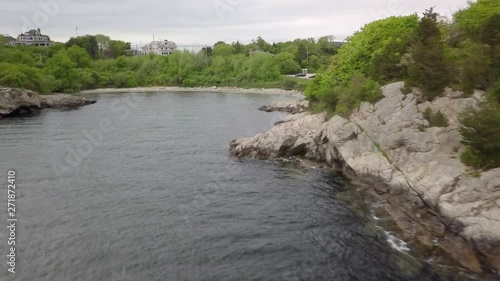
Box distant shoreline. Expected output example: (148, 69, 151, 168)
(77, 86, 304, 97)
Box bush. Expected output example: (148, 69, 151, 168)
(423, 108, 449, 127)
(0, 63, 53, 94)
(333, 73, 382, 116)
(459, 103, 500, 170)
(487, 79, 500, 104)
(182, 79, 197, 87)
(282, 79, 298, 90)
(305, 15, 418, 103)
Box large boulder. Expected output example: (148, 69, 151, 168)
(40, 94, 96, 109)
(0, 88, 42, 117)
(0, 88, 96, 118)
(230, 113, 325, 160)
(259, 99, 309, 114)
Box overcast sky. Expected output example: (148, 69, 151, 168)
(1, 0, 470, 48)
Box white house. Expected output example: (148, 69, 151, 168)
(139, 39, 177, 56)
(9, 29, 53, 47)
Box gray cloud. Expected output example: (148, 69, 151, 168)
(0, 0, 470, 47)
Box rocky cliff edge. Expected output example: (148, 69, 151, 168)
(230, 82, 500, 274)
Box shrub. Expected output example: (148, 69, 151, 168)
(459, 103, 500, 170)
(0, 63, 52, 93)
(335, 73, 382, 116)
(423, 108, 449, 127)
(282, 79, 298, 90)
(182, 79, 196, 87)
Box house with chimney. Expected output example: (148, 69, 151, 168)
(7, 28, 54, 47)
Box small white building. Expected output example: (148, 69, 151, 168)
(139, 40, 177, 56)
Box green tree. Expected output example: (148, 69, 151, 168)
(371, 38, 410, 83)
(213, 43, 235, 57)
(407, 8, 449, 100)
(106, 40, 131, 59)
(460, 102, 500, 170)
(0, 63, 53, 93)
(308, 55, 321, 72)
(256, 36, 272, 52)
(334, 73, 382, 116)
(66, 35, 99, 59)
(95, 34, 111, 58)
(317, 36, 337, 55)
(0, 46, 38, 66)
(66, 45, 92, 68)
(306, 15, 418, 106)
(44, 49, 81, 92)
(275, 52, 301, 74)
(295, 43, 308, 66)
(232, 41, 243, 54)
(454, 0, 500, 35)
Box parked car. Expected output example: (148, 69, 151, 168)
(295, 73, 307, 77)
(309, 75, 316, 79)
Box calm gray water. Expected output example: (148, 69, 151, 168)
(0, 91, 478, 281)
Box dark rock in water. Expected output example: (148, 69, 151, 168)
(259, 99, 309, 114)
(40, 94, 97, 109)
(0, 87, 96, 118)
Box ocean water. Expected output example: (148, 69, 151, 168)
(0, 91, 479, 281)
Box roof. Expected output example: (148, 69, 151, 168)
(2, 35, 16, 42)
(18, 29, 49, 37)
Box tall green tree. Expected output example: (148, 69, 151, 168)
(275, 52, 301, 74)
(66, 35, 99, 60)
(106, 40, 131, 59)
(295, 44, 307, 66)
(407, 8, 449, 100)
(213, 43, 235, 57)
(460, 102, 500, 170)
(95, 34, 111, 58)
(454, 0, 500, 35)
(256, 36, 272, 52)
(317, 36, 337, 55)
(232, 41, 243, 54)
(66, 45, 92, 68)
(306, 15, 418, 104)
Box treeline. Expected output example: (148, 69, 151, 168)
(0, 34, 340, 94)
(305, 0, 499, 170)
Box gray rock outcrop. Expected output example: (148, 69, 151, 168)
(40, 94, 97, 109)
(0, 88, 96, 118)
(258, 99, 309, 114)
(0, 88, 42, 117)
(230, 82, 500, 274)
(230, 113, 325, 160)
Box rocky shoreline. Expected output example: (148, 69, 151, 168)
(259, 99, 309, 114)
(0, 88, 96, 118)
(229, 82, 500, 276)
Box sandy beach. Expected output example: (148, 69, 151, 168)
(78, 86, 304, 97)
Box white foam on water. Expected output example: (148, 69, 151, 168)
(384, 231, 410, 252)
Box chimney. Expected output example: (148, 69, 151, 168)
(37, 28, 41, 35)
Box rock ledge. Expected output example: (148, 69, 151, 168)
(0, 88, 96, 118)
(230, 82, 500, 275)
(258, 99, 309, 114)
